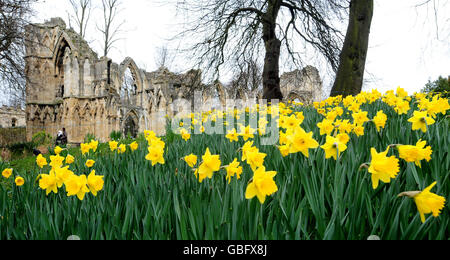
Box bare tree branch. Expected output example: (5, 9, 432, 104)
(97, 0, 125, 57)
(67, 0, 93, 39)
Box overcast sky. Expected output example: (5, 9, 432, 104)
(31, 0, 450, 97)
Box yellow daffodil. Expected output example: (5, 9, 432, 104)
(39, 171, 58, 195)
(80, 143, 91, 155)
(54, 146, 63, 155)
(225, 158, 243, 183)
(89, 140, 99, 152)
(245, 166, 278, 204)
(184, 154, 198, 168)
(65, 154, 75, 164)
(241, 141, 258, 162)
(398, 140, 432, 168)
(394, 100, 410, 115)
(36, 154, 48, 168)
(145, 145, 165, 166)
(372, 110, 387, 131)
(109, 141, 118, 152)
(367, 147, 399, 189)
(85, 159, 95, 168)
(117, 144, 126, 154)
(246, 150, 267, 172)
(15, 176, 25, 187)
(352, 124, 365, 137)
(65, 174, 90, 201)
(286, 126, 319, 157)
(398, 182, 446, 223)
(226, 128, 239, 142)
(407, 111, 435, 133)
(54, 166, 74, 188)
(352, 111, 370, 126)
(239, 124, 256, 141)
(129, 141, 139, 151)
(49, 154, 65, 169)
(2, 168, 12, 179)
(317, 119, 334, 136)
(320, 135, 347, 160)
(336, 133, 350, 145)
(278, 144, 290, 157)
(195, 148, 221, 183)
(87, 170, 104, 197)
(180, 128, 191, 141)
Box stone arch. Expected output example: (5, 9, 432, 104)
(81, 101, 93, 119)
(42, 106, 53, 122)
(119, 57, 143, 93)
(122, 110, 139, 138)
(41, 32, 52, 55)
(52, 31, 77, 67)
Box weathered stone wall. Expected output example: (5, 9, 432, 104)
(280, 66, 323, 103)
(25, 17, 323, 144)
(0, 106, 26, 128)
(24, 18, 205, 144)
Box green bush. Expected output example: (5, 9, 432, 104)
(31, 131, 52, 147)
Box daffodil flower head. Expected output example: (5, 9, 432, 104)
(407, 111, 435, 133)
(129, 141, 139, 151)
(195, 148, 221, 183)
(36, 154, 48, 168)
(65, 154, 75, 165)
(368, 147, 399, 189)
(87, 170, 104, 197)
(65, 174, 90, 201)
(398, 182, 446, 223)
(39, 171, 58, 195)
(54, 146, 63, 155)
(184, 154, 198, 168)
(286, 126, 319, 157)
(49, 154, 65, 169)
(109, 141, 118, 152)
(225, 158, 243, 183)
(320, 135, 347, 160)
(245, 166, 278, 204)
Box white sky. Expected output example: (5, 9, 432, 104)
(31, 0, 450, 96)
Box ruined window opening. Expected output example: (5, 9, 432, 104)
(12, 118, 17, 128)
(55, 41, 70, 99)
(107, 60, 112, 84)
(121, 67, 137, 104)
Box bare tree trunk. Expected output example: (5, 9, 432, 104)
(262, 0, 283, 100)
(330, 0, 373, 97)
(262, 38, 283, 100)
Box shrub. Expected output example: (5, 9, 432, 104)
(31, 131, 52, 147)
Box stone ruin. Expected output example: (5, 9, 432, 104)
(24, 17, 322, 144)
(0, 106, 26, 128)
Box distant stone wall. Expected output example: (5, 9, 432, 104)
(280, 66, 323, 103)
(0, 106, 26, 128)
